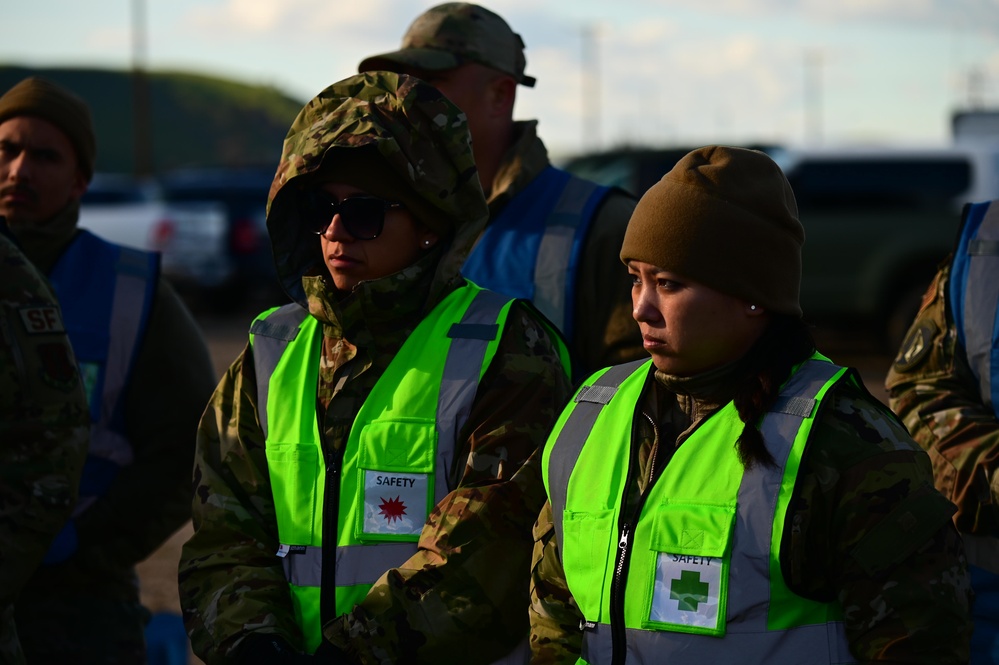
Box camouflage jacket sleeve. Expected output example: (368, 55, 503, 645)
(0, 238, 88, 660)
(178, 342, 303, 664)
(71, 278, 217, 572)
(529, 499, 583, 663)
(323, 302, 573, 664)
(885, 262, 999, 536)
(787, 380, 973, 663)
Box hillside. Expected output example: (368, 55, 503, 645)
(0, 65, 305, 175)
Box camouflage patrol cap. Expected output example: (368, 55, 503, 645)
(358, 3, 536, 87)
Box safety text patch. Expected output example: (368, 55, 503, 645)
(650, 553, 723, 630)
(362, 470, 428, 536)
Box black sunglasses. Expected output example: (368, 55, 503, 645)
(303, 189, 402, 240)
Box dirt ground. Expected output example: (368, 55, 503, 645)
(135, 311, 895, 663)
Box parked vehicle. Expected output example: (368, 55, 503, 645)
(159, 167, 282, 308)
(561, 143, 999, 349)
(79, 173, 228, 283)
(78, 173, 171, 251)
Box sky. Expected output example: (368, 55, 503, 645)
(4, 0, 998, 160)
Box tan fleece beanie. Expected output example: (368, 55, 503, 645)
(620, 145, 804, 317)
(0, 77, 97, 181)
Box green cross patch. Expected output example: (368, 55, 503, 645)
(670, 569, 710, 611)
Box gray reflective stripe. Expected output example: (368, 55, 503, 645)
(771, 395, 816, 418)
(282, 545, 323, 587)
(283, 543, 421, 588)
(437, 288, 509, 496)
(963, 533, 999, 573)
(88, 247, 155, 468)
(548, 360, 651, 552)
(250, 305, 308, 438)
(575, 384, 618, 405)
(962, 203, 999, 411)
(970, 239, 999, 255)
(727, 360, 841, 628)
(533, 176, 602, 331)
(581, 620, 854, 664)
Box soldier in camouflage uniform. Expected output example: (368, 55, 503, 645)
(359, 3, 643, 378)
(530, 146, 973, 664)
(0, 76, 218, 664)
(178, 71, 573, 665)
(886, 200, 999, 664)
(0, 221, 88, 665)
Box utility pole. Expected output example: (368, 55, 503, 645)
(132, 0, 153, 176)
(967, 66, 984, 109)
(581, 23, 600, 152)
(804, 49, 823, 145)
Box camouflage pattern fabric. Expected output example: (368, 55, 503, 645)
(266, 70, 488, 311)
(531, 360, 972, 663)
(0, 230, 88, 665)
(8, 201, 217, 663)
(487, 120, 643, 375)
(358, 2, 537, 88)
(886, 261, 999, 540)
(179, 72, 573, 664)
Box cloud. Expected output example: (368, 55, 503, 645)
(179, 0, 412, 37)
(618, 0, 999, 29)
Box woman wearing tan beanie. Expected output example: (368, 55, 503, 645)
(529, 146, 973, 664)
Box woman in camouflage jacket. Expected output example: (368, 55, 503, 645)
(179, 72, 572, 665)
(529, 146, 973, 664)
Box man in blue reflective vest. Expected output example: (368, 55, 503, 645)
(888, 199, 999, 664)
(0, 76, 217, 664)
(359, 2, 643, 377)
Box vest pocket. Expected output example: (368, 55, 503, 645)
(644, 500, 735, 635)
(562, 509, 615, 619)
(356, 419, 436, 542)
(265, 442, 319, 544)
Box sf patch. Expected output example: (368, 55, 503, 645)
(19, 305, 66, 334)
(894, 322, 935, 373)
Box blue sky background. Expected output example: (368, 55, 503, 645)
(4, 0, 998, 158)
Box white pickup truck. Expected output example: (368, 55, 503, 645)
(78, 174, 230, 289)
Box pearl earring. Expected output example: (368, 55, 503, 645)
(750, 305, 757, 311)
(423, 240, 431, 247)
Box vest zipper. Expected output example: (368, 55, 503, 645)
(609, 412, 661, 665)
(319, 447, 341, 626)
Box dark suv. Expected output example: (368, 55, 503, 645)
(159, 167, 284, 309)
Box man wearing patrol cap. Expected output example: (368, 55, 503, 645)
(360, 2, 644, 378)
(0, 76, 218, 663)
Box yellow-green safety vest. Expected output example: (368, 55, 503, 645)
(251, 283, 568, 653)
(542, 354, 857, 664)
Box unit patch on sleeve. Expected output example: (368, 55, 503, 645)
(19, 306, 66, 334)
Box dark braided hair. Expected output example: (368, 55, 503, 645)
(731, 315, 816, 469)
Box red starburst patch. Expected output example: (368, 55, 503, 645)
(378, 496, 407, 523)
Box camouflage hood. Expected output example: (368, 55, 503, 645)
(266, 71, 488, 309)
